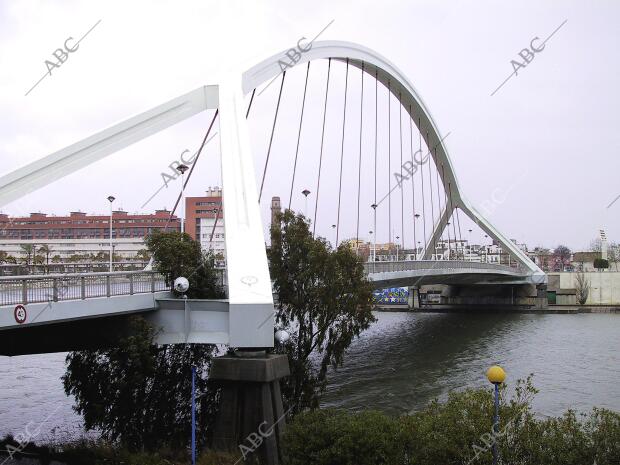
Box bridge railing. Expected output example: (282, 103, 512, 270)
(363, 260, 526, 275)
(0, 271, 169, 306)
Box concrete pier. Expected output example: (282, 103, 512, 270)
(210, 352, 290, 465)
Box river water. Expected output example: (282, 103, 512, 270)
(1, 311, 619, 443)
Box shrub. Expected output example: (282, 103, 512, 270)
(594, 258, 609, 270)
(282, 378, 620, 465)
(282, 409, 404, 465)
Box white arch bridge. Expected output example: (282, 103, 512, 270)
(0, 40, 545, 356)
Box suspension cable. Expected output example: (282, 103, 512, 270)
(259, 71, 286, 202)
(336, 59, 350, 247)
(443, 163, 459, 258)
(373, 68, 378, 259)
(165, 109, 219, 231)
(288, 62, 311, 210)
(418, 118, 427, 254)
(426, 131, 436, 255)
(446, 171, 459, 251)
(313, 58, 332, 236)
(455, 206, 465, 258)
(435, 149, 448, 258)
(388, 80, 392, 245)
(398, 92, 404, 255)
(355, 62, 365, 253)
(409, 106, 417, 259)
(246, 88, 256, 119)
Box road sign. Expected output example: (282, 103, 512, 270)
(14, 304, 27, 324)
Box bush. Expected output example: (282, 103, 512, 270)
(282, 378, 620, 465)
(0, 437, 240, 465)
(282, 409, 404, 465)
(594, 258, 609, 270)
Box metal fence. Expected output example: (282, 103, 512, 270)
(363, 260, 526, 275)
(0, 271, 169, 306)
(0, 262, 150, 276)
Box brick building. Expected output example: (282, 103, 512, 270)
(185, 187, 225, 264)
(0, 209, 180, 260)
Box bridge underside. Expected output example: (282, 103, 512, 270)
(0, 297, 232, 356)
(368, 270, 533, 289)
(0, 313, 150, 356)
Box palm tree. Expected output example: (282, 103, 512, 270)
(38, 245, 53, 273)
(20, 244, 35, 272)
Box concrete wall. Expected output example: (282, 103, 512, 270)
(550, 271, 620, 304)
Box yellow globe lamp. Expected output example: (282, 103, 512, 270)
(486, 365, 506, 384)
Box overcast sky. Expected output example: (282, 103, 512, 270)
(0, 0, 618, 252)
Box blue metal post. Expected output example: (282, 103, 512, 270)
(191, 367, 196, 465)
(492, 382, 499, 465)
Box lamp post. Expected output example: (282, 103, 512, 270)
(107, 195, 115, 272)
(371, 203, 377, 265)
(176, 164, 189, 233)
(302, 189, 311, 217)
(486, 365, 506, 465)
(414, 214, 420, 260)
(395, 235, 400, 261)
(468, 229, 473, 261)
(448, 221, 454, 259)
(331, 224, 336, 246)
(191, 366, 196, 465)
(369, 230, 375, 268)
(484, 234, 489, 263)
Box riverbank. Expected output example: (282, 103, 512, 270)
(374, 305, 620, 313)
(3, 379, 618, 465)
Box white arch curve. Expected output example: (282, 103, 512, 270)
(0, 40, 545, 348)
(242, 41, 543, 277)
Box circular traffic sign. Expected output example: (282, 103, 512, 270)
(14, 305, 27, 324)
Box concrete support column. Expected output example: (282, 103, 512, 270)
(407, 286, 421, 310)
(210, 352, 290, 465)
(535, 284, 548, 309)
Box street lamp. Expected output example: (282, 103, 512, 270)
(301, 189, 311, 217)
(107, 195, 115, 272)
(371, 203, 377, 265)
(468, 228, 473, 261)
(176, 164, 189, 233)
(484, 234, 489, 263)
(368, 230, 375, 270)
(414, 214, 420, 259)
(446, 222, 451, 259)
(486, 365, 506, 465)
(395, 235, 400, 261)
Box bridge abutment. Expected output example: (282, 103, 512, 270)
(210, 352, 290, 465)
(407, 286, 421, 310)
(418, 283, 548, 310)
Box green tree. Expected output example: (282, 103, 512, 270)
(594, 258, 609, 270)
(20, 243, 35, 268)
(145, 231, 225, 299)
(552, 245, 571, 271)
(63, 316, 220, 452)
(136, 248, 151, 262)
(268, 210, 375, 415)
(36, 244, 52, 273)
(63, 234, 226, 452)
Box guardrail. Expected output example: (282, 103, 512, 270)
(0, 262, 150, 276)
(363, 260, 526, 275)
(0, 271, 169, 306)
